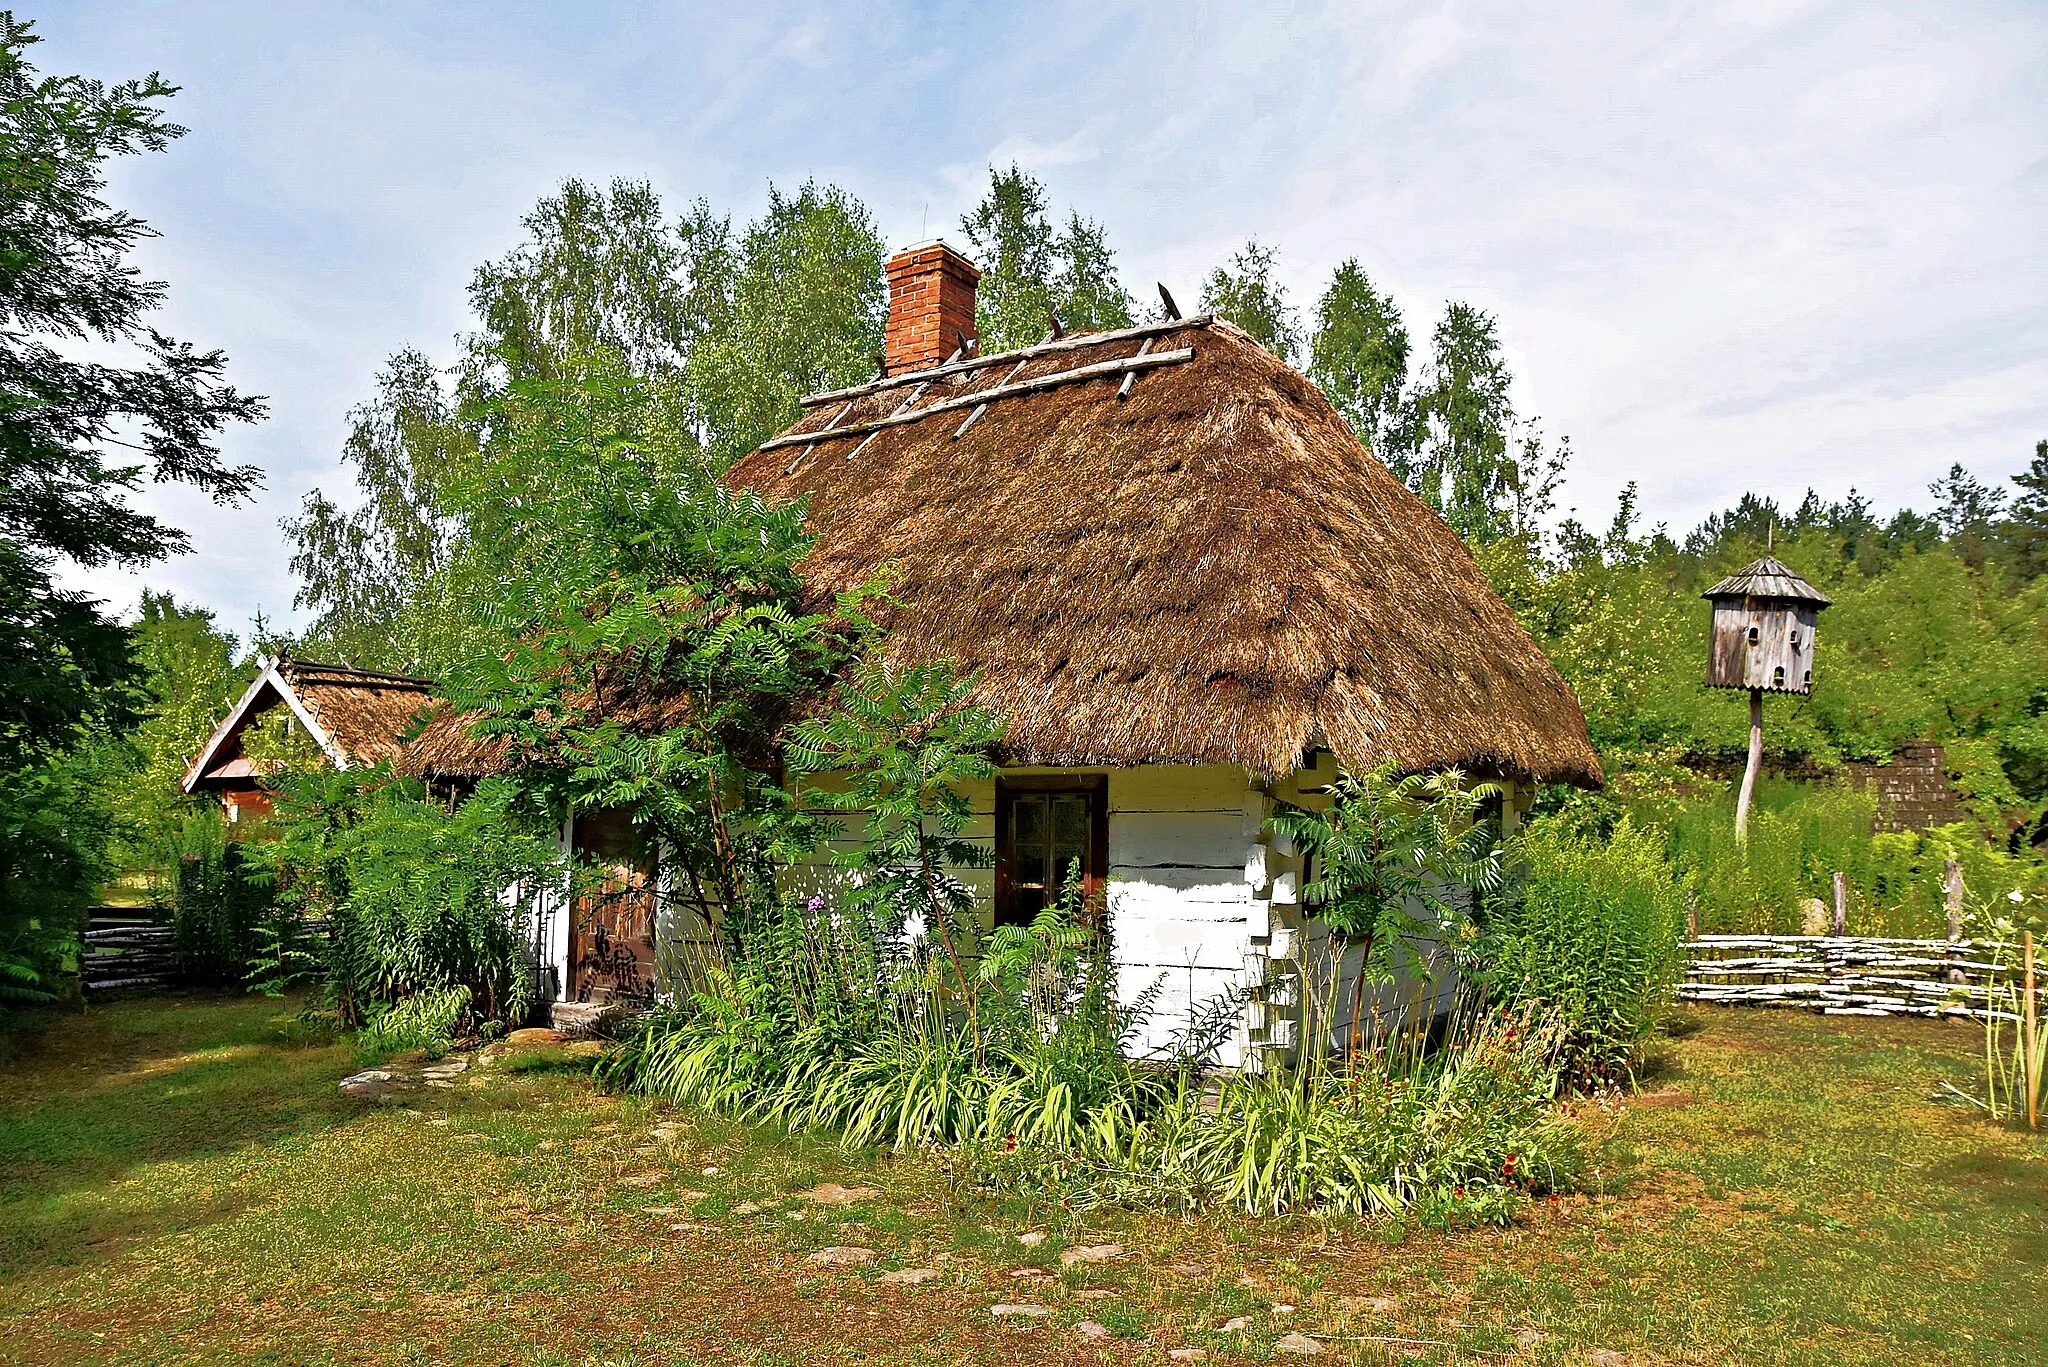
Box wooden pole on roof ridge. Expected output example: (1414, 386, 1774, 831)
(1735, 686, 1763, 846)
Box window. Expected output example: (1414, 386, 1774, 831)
(995, 775, 1107, 926)
(1772, 665, 1786, 688)
(1748, 625, 1760, 644)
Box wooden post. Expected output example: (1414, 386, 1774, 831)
(1831, 872, 1847, 936)
(1944, 859, 1966, 985)
(2025, 929, 2039, 1132)
(1735, 687, 1763, 846)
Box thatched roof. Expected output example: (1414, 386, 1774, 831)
(725, 316, 1601, 786)
(183, 657, 436, 793)
(398, 704, 513, 782)
(1703, 554, 1831, 607)
(396, 655, 701, 783)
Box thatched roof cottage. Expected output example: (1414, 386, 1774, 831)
(399, 241, 1599, 1051)
(715, 241, 1599, 1061)
(183, 656, 436, 823)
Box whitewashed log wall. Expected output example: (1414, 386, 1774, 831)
(1681, 934, 2024, 1020)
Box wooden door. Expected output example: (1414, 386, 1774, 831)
(569, 806, 658, 1003)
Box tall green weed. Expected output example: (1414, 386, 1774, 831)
(1489, 817, 1686, 1083)
(1666, 780, 2046, 935)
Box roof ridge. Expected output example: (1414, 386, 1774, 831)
(281, 659, 437, 687)
(762, 343, 1195, 456)
(798, 315, 1214, 408)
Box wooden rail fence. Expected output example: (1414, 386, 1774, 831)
(80, 905, 176, 994)
(1680, 934, 2024, 1021)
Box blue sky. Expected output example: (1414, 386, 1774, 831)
(40, 1, 2048, 644)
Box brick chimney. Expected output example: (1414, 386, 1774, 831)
(883, 241, 979, 375)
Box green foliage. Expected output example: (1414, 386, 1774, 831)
(1308, 260, 1410, 463)
(0, 16, 261, 1005)
(1489, 818, 1687, 1083)
(684, 181, 887, 466)
(1303, 266, 1565, 543)
(789, 660, 1003, 1003)
(973, 1010, 1580, 1223)
(1199, 239, 1302, 361)
(1651, 781, 2047, 937)
(1491, 489, 2048, 843)
(169, 830, 274, 987)
(282, 349, 477, 672)
(286, 178, 885, 672)
(105, 592, 246, 895)
(959, 164, 1133, 353)
(358, 984, 472, 1061)
(0, 14, 262, 758)
(1266, 765, 1504, 987)
(1412, 303, 1524, 544)
(0, 747, 111, 1008)
(254, 769, 566, 1029)
(437, 361, 874, 938)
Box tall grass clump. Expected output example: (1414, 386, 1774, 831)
(1666, 779, 2047, 936)
(1489, 817, 1687, 1084)
(973, 996, 1582, 1226)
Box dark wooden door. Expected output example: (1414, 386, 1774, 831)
(569, 806, 658, 1003)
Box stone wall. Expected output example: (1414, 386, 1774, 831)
(1844, 742, 1967, 833)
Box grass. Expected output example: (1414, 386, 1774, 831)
(1, 994, 2043, 1365)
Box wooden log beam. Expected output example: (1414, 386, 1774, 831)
(798, 316, 1212, 407)
(758, 348, 1196, 454)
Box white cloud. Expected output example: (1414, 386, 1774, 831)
(33, 0, 2048, 641)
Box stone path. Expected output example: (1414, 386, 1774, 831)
(336, 1029, 600, 1099)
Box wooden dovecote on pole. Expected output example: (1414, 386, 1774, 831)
(1702, 551, 1831, 843)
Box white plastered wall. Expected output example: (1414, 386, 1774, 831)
(715, 761, 1533, 1070)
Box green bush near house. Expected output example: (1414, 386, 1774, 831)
(1487, 817, 1688, 1084)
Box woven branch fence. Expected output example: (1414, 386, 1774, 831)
(80, 907, 176, 994)
(1680, 935, 2028, 1021)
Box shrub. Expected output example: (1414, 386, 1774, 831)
(1488, 817, 1687, 1084)
(359, 984, 471, 1060)
(170, 829, 275, 986)
(255, 769, 568, 1032)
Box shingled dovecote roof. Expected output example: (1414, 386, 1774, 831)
(1702, 554, 1832, 607)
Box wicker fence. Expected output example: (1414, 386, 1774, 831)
(1679, 934, 2029, 1021)
(80, 906, 176, 994)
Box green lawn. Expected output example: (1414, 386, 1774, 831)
(1, 995, 2042, 1366)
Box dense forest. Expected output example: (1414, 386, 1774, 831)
(4, 12, 2044, 1012)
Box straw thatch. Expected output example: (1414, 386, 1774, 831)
(183, 657, 436, 792)
(726, 317, 1601, 786)
(397, 654, 702, 783)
